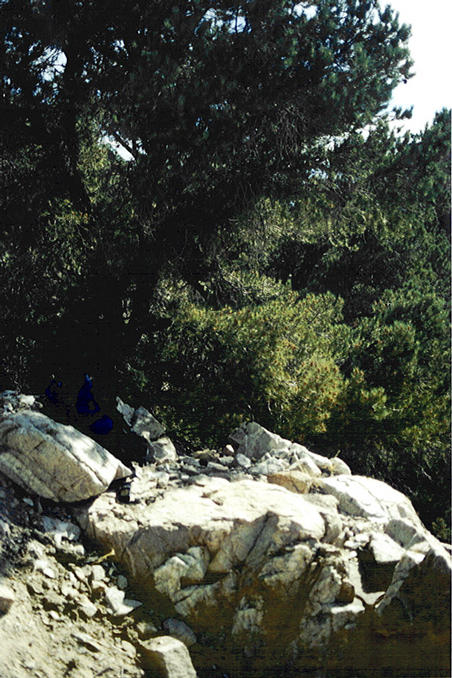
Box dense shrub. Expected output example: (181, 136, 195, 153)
(147, 290, 349, 447)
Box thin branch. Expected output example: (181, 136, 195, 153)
(109, 130, 138, 160)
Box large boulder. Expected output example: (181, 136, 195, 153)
(116, 397, 166, 442)
(0, 409, 131, 502)
(75, 422, 450, 677)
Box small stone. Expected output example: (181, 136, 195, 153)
(90, 565, 105, 582)
(72, 544, 85, 557)
(18, 394, 36, 408)
(206, 461, 229, 473)
(121, 640, 137, 658)
(34, 560, 56, 579)
(0, 583, 15, 613)
(117, 574, 128, 590)
(27, 540, 45, 559)
(74, 566, 90, 583)
(235, 453, 251, 469)
(27, 580, 44, 596)
(61, 582, 78, 599)
(163, 618, 197, 647)
(149, 437, 177, 464)
(181, 465, 201, 477)
(337, 580, 355, 604)
(139, 636, 197, 677)
(79, 598, 97, 619)
(22, 497, 34, 507)
(43, 590, 61, 611)
(105, 586, 142, 616)
(91, 581, 107, 598)
(49, 610, 60, 621)
(72, 631, 102, 652)
(42, 516, 81, 547)
(67, 571, 79, 587)
(136, 621, 158, 640)
(220, 456, 234, 466)
(155, 472, 170, 488)
(252, 457, 288, 476)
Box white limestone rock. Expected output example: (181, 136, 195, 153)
(162, 618, 197, 647)
(0, 582, 15, 613)
(0, 391, 39, 415)
(250, 454, 289, 476)
(148, 437, 177, 463)
(116, 397, 166, 441)
(0, 410, 131, 502)
(377, 542, 452, 629)
(104, 586, 142, 617)
(116, 397, 135, 427)
(368, 532, 406, 564)
(139, 636, 197, 678)
(320, 475, 424, 529)
(229, 422, 291, 459)
(72, 421, 450, 677)
(229, 422, 350, 477)
(41, 516, 81, 547)
(235, 453, 251, 469)
(77, 476, 327, 576)
(132, 406, 166, 441)
(267, 469, 317, 494)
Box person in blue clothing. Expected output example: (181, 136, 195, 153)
(44, 375, 72, 422)
(76, 374, 113, 434)
(44, 372, 145, 498)
(45, 376, 63, 405)
(76, 374, 101, 416)
(90, 413, 114, 435)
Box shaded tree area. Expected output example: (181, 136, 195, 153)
(0, 1, 449, 537)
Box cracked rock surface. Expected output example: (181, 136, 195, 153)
(0, 395, 450, 678)
(76, 421, 451, 677)
(0, 396, 131, 501)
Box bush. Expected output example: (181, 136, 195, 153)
(148, 289, 349, 447)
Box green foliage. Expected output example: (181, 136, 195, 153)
(144, 290, 348, 447)
(322, 285, 451, 533)
(266, 112, 451, 314)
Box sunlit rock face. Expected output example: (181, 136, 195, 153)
(1, 390, 449, 677)
(0, 399, 131, 502)
(75, 421, 451, 677)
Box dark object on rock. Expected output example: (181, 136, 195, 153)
(116, 479, 132, 503)
(76, 374, 100, 416)
(45, 377, 63, 405)
(90, 415, 114, 435)
(117, 430, 148, 467)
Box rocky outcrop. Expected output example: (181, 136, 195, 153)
(0, 394, 131, 501)
(116, 398, 177, 463)
(0, 468, 145, 678)
(0, 392, 449, 677)
(74, 421, 451, 677)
